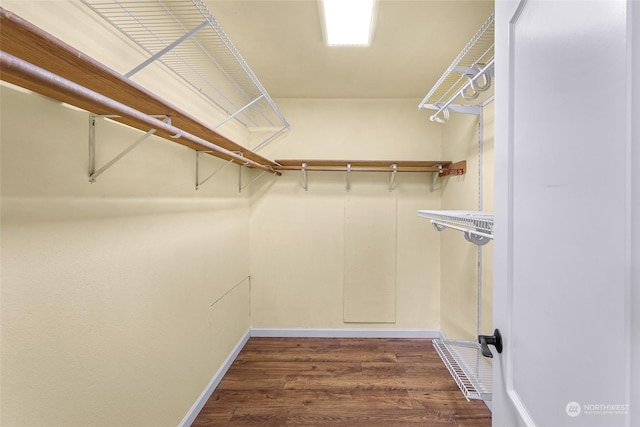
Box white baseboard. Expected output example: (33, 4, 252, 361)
(250, 328, 440, 339)
(178, 329, 251, 427)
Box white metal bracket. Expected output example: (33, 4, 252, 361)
(302, 162, 308, 191)
(430, 164, 444, 192)
(389, 163, 397, 192)
(88, 114, 171, 183)
(195, 151, 235, 190)
(236, 151, 270, 193)
(346, 163, 352, 192)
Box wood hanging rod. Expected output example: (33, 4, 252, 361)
(275, 160, 466, 176)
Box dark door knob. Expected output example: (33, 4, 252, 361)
(478, 328, 503, 358)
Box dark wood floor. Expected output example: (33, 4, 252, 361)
(192, 337, 491, 426)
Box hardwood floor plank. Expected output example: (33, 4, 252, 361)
(192, 337, 491, 426)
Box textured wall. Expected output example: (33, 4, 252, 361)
(249, 98, 443, 330)
(0, 85, 251, 427)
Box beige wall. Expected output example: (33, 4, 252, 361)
(439, 104, 494, 340)
(249, 99, 443, 329)
(0, 85, 251, 427)
(0, 2, 494, 425)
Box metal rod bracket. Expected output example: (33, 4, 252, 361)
(389, 163, 397, 192)
(302, 162, 308, 191)
(196, 151, 235, 190)
(88, 114, 170, 183)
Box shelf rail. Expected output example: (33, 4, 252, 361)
(419, 13, 494, 123)
(82, 0, 290, 150)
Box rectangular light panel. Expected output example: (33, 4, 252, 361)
(322, 0, 375, 46)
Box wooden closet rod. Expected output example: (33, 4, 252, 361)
(0, 51, 280, 175)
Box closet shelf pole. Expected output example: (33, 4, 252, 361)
(430, 59, 495, 123)
(0, 51, 279, 176)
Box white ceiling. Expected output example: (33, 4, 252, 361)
(206, 0, 494, 99)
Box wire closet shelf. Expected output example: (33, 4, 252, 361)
(418, 12, 494, 123)
(417, 210, 493, 245)
(433, 339, 492, 401)
(82, 0, 289, 151)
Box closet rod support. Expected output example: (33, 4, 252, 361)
(429, 164, 443, 192)
(389, 163, 397, 191)
(302, 162, 308, 191)
(196, 152, 235, 190)
(89, 114, 171, 182)
(346, 163, 351, 192)
(239, 169, 268, 192)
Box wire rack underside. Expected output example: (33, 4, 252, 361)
(419, 13, 494, 109)
(433, 339, 492, 401)
(83, 0, 288, 132)
(418, 210, 493, 235)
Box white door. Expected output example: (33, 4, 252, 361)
(492, 1, 637, 426)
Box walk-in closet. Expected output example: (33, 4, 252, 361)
(1, 1, 637, 427)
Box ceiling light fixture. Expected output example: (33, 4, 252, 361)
(322, 0, 375, 46)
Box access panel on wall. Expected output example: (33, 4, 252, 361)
(343, 196, 397, 323)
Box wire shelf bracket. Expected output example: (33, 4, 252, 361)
(419, 13, 495, 124)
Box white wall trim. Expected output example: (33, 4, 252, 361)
(178, 329, 251, 427)
(250, 328, 441, 339)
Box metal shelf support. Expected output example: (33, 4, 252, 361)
(88, 114, 171, 183)
(302, 162, 308, 191)
(388, 163, 397, 192)
(195, 151, 235, 190)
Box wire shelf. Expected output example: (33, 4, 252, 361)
(433, 338, 492, 401)
(418, 210, 493, 245)
(418, 13, 494, 122)
(82, 0, 289, 147)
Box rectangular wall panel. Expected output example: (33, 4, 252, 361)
(343, 196, 397, 323)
